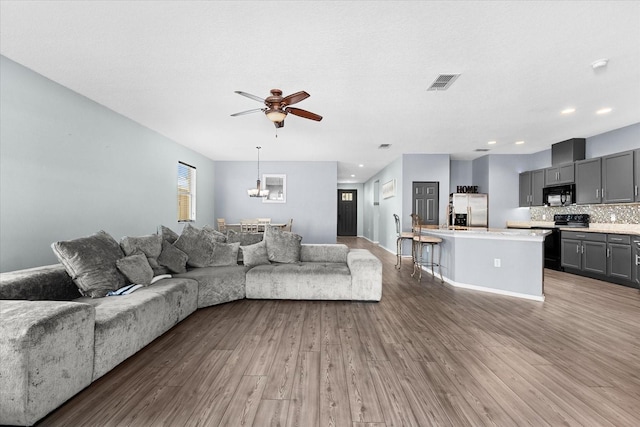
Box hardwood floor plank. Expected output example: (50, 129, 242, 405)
(300, 301, 321, 352)
(255, 399, 290, 427)
(339, 327, 385, 423)
(351, 304, 388, 361)
(218, 375, 267, 427)
(245, 312, 288, 375)
(286, 351, 320, 427)
(368, 359, 419, 426)
(263, 302, 306, 400)
(320, 344, 351, 427)
(321, 301, 341, 345)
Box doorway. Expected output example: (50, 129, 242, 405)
(337, 189, 357, 236)
(413, 182, 439, 225)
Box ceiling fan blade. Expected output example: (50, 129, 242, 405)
(234, 91, 265, 103)
(286, 107, 323, 121)
(230, 108, 264, 117)
(281, 91, 310, 106)
(274, 120, 285, 128)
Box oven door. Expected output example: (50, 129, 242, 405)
(533, 227, 561, 270)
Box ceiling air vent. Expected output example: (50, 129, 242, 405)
(475, 148, 491, 152)
(378, 144, 391, 149)
(427, 74, 461, 91)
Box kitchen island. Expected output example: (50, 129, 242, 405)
(419, 227, 551, 301)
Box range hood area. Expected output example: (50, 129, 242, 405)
(551, 138, 585, 166)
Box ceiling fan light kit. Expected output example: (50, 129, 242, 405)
(232, 88, 322, 128)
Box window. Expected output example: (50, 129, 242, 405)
(177, 161, 196, 222)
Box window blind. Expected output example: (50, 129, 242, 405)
(178, 161, 196, 222)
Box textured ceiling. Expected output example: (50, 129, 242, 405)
(1, 1, 639, 183)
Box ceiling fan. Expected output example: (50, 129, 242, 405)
(231, 89, 323, 128)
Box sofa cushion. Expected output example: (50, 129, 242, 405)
(264, 226, 302, 263)
(0, 264, 81, 301)
(203, 225, 227, 243)
(158, 225, 179, 244)
(120, 234, 165, 274)
(300, 244, 349, 263)
(241, 241, 271, 268)
(157, 239, 188, 273)
(246, 262, 351, 300)
(175, 265, 247, 308)
(174, 224, 214, 268)
(210, 242, 241, 266)
(51, 230, 127, 298)
(116, 253, 154, 285)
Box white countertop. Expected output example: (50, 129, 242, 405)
(506, 221, 640, 236)
(422, 227, 550, 241)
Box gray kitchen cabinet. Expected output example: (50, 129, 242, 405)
(561, 238, 582, 269)
(607, 235, 632, 281)
(583, 240, 607, 275)
(602, 150, 634, 203)
(519, 169, 544, 207)
(561, 231, 606, 274)
(575, 158, 602, 204)
(545, 163, 575, 186)
(635, 149, 640, 202)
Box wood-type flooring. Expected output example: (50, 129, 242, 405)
(39, 237, 640, 426)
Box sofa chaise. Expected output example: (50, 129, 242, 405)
(0, 225, 381, 426)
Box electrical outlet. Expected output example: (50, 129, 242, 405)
(494, 258, 501, 268)
(611, 214, 616, 222)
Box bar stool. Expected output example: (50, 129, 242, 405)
(394, 214, 414, 269)
(412, 223, 444, 282)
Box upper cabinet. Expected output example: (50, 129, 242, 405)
(545, 163, 575, 186)
(635, 149, 640, 202)
(602, 150, 635, 203)
(575, 158, 602, 204)
(519, 169, 545, 207)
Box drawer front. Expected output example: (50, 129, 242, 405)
(562, 231, 606, 242)
(607, 234, 631, 245)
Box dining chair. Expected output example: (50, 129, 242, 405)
(257, 218, 271, 232)
(240, 219, 259, 233)
(282, 218, 293, 232)
(217, 218, 226, 232)
(394, 214, 414, 269)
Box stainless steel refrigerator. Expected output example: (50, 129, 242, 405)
(450, 193, 488, 227)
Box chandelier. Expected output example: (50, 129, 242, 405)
(248, 146, 270, 198)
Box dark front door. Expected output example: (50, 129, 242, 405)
(413, 182, 439, 226)
(337, 189, 357, 236)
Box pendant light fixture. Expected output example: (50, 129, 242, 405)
(248, 146, 270, 198)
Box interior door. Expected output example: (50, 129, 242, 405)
(413, 182, 439, 225)
(337, 189, 357, 236)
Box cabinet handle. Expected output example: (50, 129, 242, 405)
(636, 254, 640, 266)
(581, 244, 584, 254)
(636, 185, 638, 196)
(576, 245, 579, 254)
(596, 188, 599, 198)
(607, 248, 610, 258)
(610, 237, 622, 242)
(576, 234, 585, 238)
(601, 188, 604, 199)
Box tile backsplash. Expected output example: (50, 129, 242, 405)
(530, 203, 640, 224)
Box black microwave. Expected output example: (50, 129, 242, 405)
(543, 184, 575, 206)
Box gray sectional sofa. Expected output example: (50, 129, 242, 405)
(0, 226, 381, 426)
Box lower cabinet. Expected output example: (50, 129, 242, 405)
(561, 231, 634, 287)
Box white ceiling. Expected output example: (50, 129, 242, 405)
(1, 1, 639, 183)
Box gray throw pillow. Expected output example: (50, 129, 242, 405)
(203, 225, 227, 243)
(158, 225, 180, 244)
(120, 234, 163, 273)
(174, 224, 214, 268)
(51, 230, 127, 298)
(226, 229, 264, 246)
(157, 240, 188, 273)
(116, 253, 154, 285)
(264, 226, 302, 263)
(210, 242, 241, 266)
(241, 241, 271, 268)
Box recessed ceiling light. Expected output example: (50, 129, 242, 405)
(515, 140, 525, 145)
(596, 107, 612, 115)
(358, 164, 364, 168)
(591, 58, 609, 69)
(350, 174, 355, 177)
(561, 108, 576, 115)
(487, 140, 497, 145)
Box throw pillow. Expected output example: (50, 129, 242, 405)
(157, 240, 188, 273)
(51, 230, 127, 298)
(173, 224, 214, 268)
(158, 225, 180, 244)
(202, 225, 227, 243)
(116, 253, 154, 286)
(241, 241, 271, 268)
(264, 226, 302, 263)
(225, 229, 264, 246)
(120, 234, 163, 273)
(210, 242, 241, 267)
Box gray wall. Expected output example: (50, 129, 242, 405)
(450, 160, 473, 193)
(214, 161, 337, 244)
(0, 56, 217, 272)
(338, 183, 364, 236)
(486, 155, 532, 227)
(586, 122, 640, 158)
(362, 157, 403, 248)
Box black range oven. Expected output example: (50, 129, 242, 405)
(533, 214, 590, 271)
